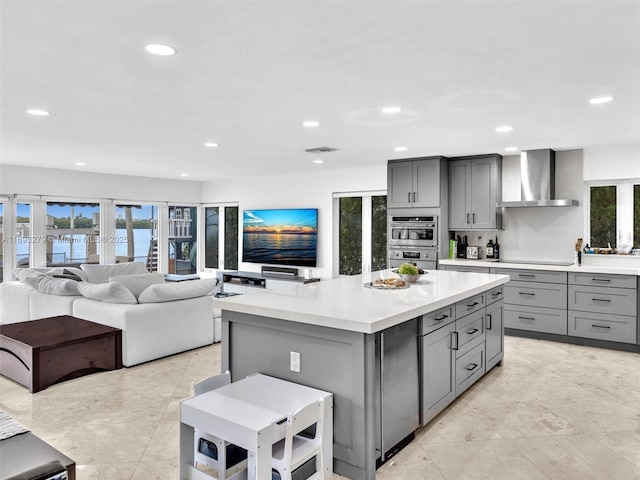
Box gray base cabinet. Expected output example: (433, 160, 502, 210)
(485, 298, 504, 370)
(421, 321, 456, 424)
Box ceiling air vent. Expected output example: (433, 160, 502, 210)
(305, 146, 339, 154)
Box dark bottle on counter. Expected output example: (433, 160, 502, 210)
(486, 239, 495, 259)
(494, 236, 500, 259)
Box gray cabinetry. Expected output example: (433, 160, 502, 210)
(448, 154, 502, 230)
(485, 288, 504, 370)
(387, 157, 444, 208)
(495, 268, 569, 335)
(441, 265, 490, 273)
(453, 297, 487, 397)
(421, 320, 455, 424)
(568, 273, 638, 344)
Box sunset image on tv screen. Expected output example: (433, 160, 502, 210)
(242, 209, 318, 267)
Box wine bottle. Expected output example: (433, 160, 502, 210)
(494, 236, 500, 259)
(486, 239, 494, 259)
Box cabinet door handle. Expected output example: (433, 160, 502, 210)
(592, 298, 611, 303)
(518, 316, 535, 321)
(408, 192, 411, 203)
(472, 213, 476, 224)
(413, 192, 416, 202)
(452, 331, 459, 350)
(591, 278, 611, 283)
(491, 291, 502, 297)
(467, 301, 479, 307)
(466, 328, 479, 335)
(518, 273, 535, 278)
(487, 314, 493, 330)
(466, 213, 470, 224)
(464, 363, 479, 371)
(519, 292, 535, 296)
(592, 324, 611, 329)
(434, 314, 449, 322)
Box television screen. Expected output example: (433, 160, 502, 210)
(242, 209, 318, 267)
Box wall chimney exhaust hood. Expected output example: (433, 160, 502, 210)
(499, 149, 579, 207)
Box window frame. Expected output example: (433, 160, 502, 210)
(584, 178, 640, 251)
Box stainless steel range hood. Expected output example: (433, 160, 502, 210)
(499, 149, 579, 207)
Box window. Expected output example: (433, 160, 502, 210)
(635, 185, 640, 249)
(16, 203, 30, 267)
(204, 205, 239, 270)
(0, 202, 3, 282)
(586, 180, 640, 253)
(168, 206, 197, 274)
(335, 193, 387, 276)
(589, 185, 616, 248)
(116, 204, 158, 268)
(45, 202, 99, 265)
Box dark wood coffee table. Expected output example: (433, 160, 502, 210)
(0, 315, 122, 393)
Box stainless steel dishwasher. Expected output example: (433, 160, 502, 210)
(374, 317, 420, 466)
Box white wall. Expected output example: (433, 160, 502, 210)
(201, 164, 387, 279)
(0, 165, 202, 203)
(583, 143, 640, 181)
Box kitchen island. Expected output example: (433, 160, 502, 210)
(212, 269, 509, 480)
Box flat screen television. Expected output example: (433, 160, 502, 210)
(242, 208, 318, 267)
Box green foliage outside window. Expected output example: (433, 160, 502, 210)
(590, 186, 616, 248)
(225, 206, 239, 270)
(634, 185, 640, 249)
(339, 197, 363, 275)
(371, 196, 387, 271)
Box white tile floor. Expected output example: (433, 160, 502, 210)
(1, 336, 639, 479)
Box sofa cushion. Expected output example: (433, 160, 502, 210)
(77, 282, 138, 304)
(109, 272, 165, 299)
(138, 278, 218, 304)
(13, 268, 80, 296)
(80, 261, 148, 284)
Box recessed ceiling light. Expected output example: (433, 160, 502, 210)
(26, 109, 50, 116)
(312, 159, 324, 164)
(589, 96, 614, 105)
(382, 106, 402, 114)
(505, 146, 518, 152)
(75, 162, 86, 166)
(180, 173, 189, 177)
(395, 146, 408, 152)
(204, 142, 219, 148)
(145, 44, 177, 56)
(495, 125, 513, 133)
(303, 121, 320, 127)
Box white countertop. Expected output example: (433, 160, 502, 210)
(439, 259, 640, 275)
(212, 269, 509, 334)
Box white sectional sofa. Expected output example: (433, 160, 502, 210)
(0, 262, 220, 367)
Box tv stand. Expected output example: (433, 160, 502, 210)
(222, 270, 319, 294)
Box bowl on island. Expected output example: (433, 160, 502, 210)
(392, 269, 426, 283)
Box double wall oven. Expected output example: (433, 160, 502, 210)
(388, 215, 438, 270)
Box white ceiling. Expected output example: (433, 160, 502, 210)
(1, 1, 639, 182)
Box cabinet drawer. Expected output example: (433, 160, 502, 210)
(568, 272, 637, 289)
(455, 342, 485, 397)
(486, 286, 503, 306)
(442, 265, 490, 273)
(568, 285, 637, 316)
(504, 281, 568, 309)
(504, 304, 568, 335)
(568, 311, 637, 344)
(455, 293, 486, 319)
(422, 306, 455, 335)
(455, 311, 485, 357)
(492, 268, 567, 284)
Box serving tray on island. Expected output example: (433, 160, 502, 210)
(364, 280, 409, 290)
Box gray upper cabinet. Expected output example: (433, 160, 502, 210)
(388, 157, 444, 208)
(448, 154, 502, 230)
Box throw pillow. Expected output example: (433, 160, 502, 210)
(138, 278, 218, 304)
(77, 282, 138, 304)
(80, 261, 148, 284)
(15, 268, 81, 296)
(109, 272, 165, 299)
